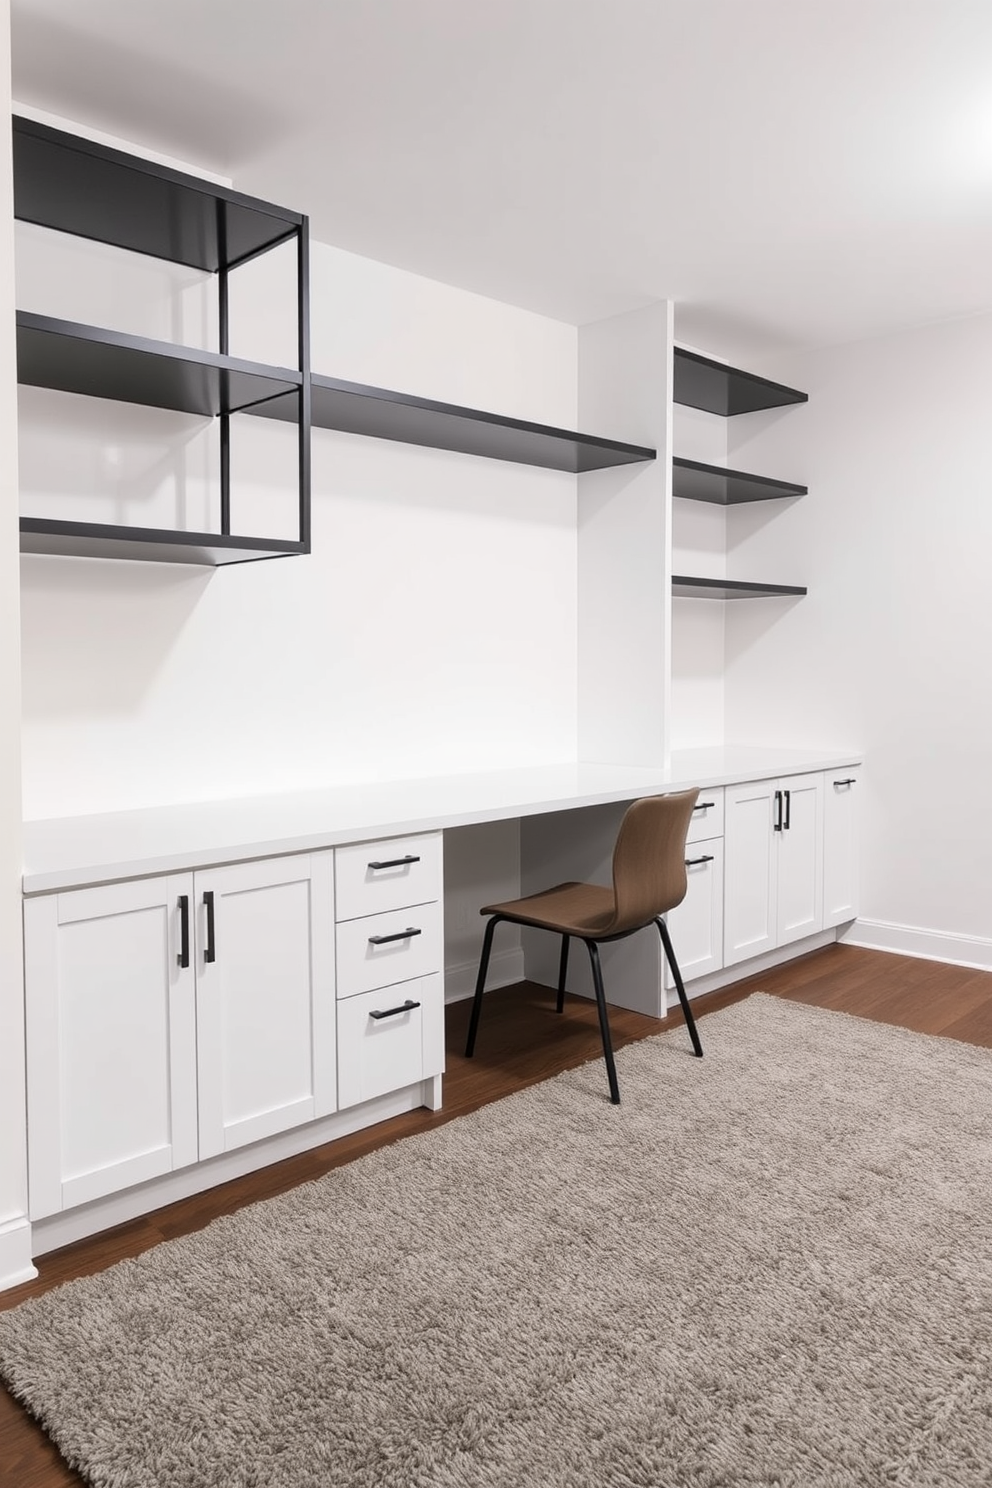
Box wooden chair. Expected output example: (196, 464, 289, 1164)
(464, 790, 703, 1104)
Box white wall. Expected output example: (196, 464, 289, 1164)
(0, 3, 37, 1289)
(723, 313, 992, 961)
(18, 237, 582, 820)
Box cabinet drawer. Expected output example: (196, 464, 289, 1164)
(335, 833, 442, 921)
(686, 789, 724, 843)
(337, 973, 444, 1109)
(336, 900, 443, 998)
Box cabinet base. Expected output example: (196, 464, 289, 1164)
(667, 927, 842, 1006)
(0, 1215, 39, 1292)
(30, 1078, 440, 1260)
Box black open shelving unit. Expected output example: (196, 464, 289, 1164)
(256, 374, 655, 473)
(672, 456, 806, 505)
(13, 113, 311, 566)
(672, 576, 808, 601)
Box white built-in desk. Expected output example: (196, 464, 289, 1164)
(19, 745, 861, 1262)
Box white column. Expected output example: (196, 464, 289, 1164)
(0, 7, 36, 1290)
(576, 300, 673, 767)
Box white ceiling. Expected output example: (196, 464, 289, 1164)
(9, 0, 992, 357)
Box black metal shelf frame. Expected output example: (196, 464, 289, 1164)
(13, 114, 311, 565)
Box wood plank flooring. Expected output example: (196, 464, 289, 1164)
(3, 943, 991, 1486)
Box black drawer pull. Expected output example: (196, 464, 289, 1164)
(177, 895, 190, 968)
(685, 855, 715, 866)
(783, 789, 791, 831)
(692, 801, 716, 812)
(368, 855, 420, 870)
(368, 927, 422, 946)
(369, 999, 421, 1021)
(773, 790, 783, 831)
(834, 778, 857, 787)
(203, 890, 216, 963)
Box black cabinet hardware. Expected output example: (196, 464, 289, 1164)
(692, 801, 716, 812)
(368, 855, 420, 870)
(369, 999, 420, 1021)
(685, 855, 715, 866)
(203, 891, 216, 963)
(177, 895, 190, 969)
(368, 927, 422, 946)
(834, 778, 857, 787)
(774, 790, 783, 831)
(784, 790, 792, 830)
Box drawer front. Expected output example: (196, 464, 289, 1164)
(336, 900, 443, 998)
(337, 973, 444, 1109)
(686, 788, 724, 844)
(335, 832, 442, 921)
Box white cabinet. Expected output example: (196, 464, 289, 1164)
(823, 769, 860, 927)
(724, 774, 823, 967)
(334, 833, 445, 1112)
(24, 851, 335, 1218)
(664, 789, 725, 991)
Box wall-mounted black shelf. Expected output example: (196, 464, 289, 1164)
(255, 374, 656, 473)
(672, 576, 807, 600)
(672, 457, 807, 505)
(13, 114, 302, 270)
(13, 114, 310, 565)
(19, 518, 307, 567)
(17, 313, 302, 417)
(674, 348, 807, 417)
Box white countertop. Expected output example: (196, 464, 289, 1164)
(22, 745, 862, 894)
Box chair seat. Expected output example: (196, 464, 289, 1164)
(481, 881, 618, 937)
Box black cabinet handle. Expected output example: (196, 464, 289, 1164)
(773, 790, 783, 831)
(177, 895, 190, 969)
(369, 999, 420, 1021)
(685, 855, 715, 866)
(692, 801, 716, 813)
(834, 778, 857, 788)
(784, 789, 791, 830)
(368, 926, 422, 946)
(203, 891, 216, 964)
(368, 855, 420, 870)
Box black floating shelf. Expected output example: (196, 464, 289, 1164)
(674, 348, 807, 417)
(672, 457, 807, 505)
(253, 374, 655, 473)
(13, 115, 302, 272)
(672, 575, 807, 600)
(17, 312, 302, 417)
(20, 519, 307, 567)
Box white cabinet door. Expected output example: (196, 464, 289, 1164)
(665, 839, 724, 989)
(195, 852, 336, 1160)
(337, 973, 444, 1110)
(724, 780, 778, 966)
(24, 875, 198, 1220)
(823, 770, 860, 927)
(776, 773, 824, 945)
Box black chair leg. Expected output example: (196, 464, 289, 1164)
(584, 940, 621, 1104)
(657, 917, 703, 1058)
(556, 934, 570, 1013)
(465, 916, 502, 1057)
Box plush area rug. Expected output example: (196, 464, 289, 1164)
(2, 993, 992, 1488)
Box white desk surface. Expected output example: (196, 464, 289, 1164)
(22, 745, 862, 894)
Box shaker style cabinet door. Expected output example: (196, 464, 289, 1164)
(24, 874, 198, 1220)
(723, 773, 824, 968)
(195, 852, 336, 1160)
(823, 770, 860, 927)
(664, 839, 724, 989)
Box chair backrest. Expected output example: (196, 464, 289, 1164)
(608, 789, 701, 934)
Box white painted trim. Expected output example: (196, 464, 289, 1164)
(444, 946, 525, 1004)
(0, 1215, 38, 1291)
(842, 918, 992, 972)
(666, 928, 841, 1004)
(30, 1081, 432, 1257)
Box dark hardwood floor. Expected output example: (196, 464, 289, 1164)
(3, 943, 992, 1485)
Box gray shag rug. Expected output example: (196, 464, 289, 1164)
(2, 992, 992, 1488)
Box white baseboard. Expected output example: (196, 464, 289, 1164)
(444, 946, 525, 1004)
(842, 918, 992, 971)
(0, 1214, 38, 1292)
